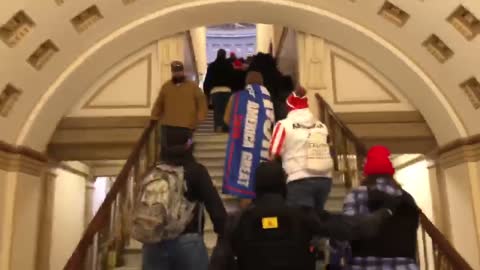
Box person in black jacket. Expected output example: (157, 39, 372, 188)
(339, 145, 419, 269)
(248, 53, 293, 121)
(143, 127, 226, 270)
(203, 49, 235, 132)
(210, 160, 404, 270)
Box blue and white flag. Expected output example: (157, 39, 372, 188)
(223, 84, 275, 198)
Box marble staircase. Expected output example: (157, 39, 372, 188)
(118, 111, 347, 269)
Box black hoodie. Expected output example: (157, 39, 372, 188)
(162, 129, 227, 236)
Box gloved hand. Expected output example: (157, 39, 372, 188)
(367, 189, 404, 215)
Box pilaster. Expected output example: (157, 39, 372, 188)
(0, 141, 49, 270)
(157, 33, 187, 84)
(429, 135, 480, 269)
(296, 32, 328, 118)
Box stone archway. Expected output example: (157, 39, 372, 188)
(15, 0, 466, 151)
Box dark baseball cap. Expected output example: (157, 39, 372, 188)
(171, 61, 184, 72)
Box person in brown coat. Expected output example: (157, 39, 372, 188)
(151, 61, 208, 149)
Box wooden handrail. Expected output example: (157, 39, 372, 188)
(64, 120, 157, 270)
(419, 211, 473, 270)
(315, 93, 367, 155)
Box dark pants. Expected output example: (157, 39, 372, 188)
(142, 233, 208, 270)
(160, 125, 193, 159)
(211, 92, 231, 132)
(287, 177, 333, 267)
(286, 177, 332, 210)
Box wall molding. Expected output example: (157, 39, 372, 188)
(0, 141, 90, 178)
(0, 141, 49, 176)
(331, 52, 400, 105)
(56, 162, 90, 178)
(430, 135, 480, 168)
(394, 154, 426, 171)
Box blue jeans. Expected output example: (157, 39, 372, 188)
(142, 233, 208, 270)
(286, 177, 332, 210)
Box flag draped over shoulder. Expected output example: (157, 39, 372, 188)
(223, 84, 275, 199)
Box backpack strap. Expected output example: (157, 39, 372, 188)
(183, 163, 205, 235)
(198, 203, 205, 234)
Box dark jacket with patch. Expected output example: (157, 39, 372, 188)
(210, 193, 391, 270)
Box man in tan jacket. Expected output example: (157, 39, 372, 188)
(151, 61, 207, 148)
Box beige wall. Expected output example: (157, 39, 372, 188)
(0, 169, 7, 247)
(296, 33, 416, 114)
(49, 162, 89, 270)
(444, 163, 480, 269)
(189, 27, 208, 76)
(67, 34, 186, 118)
(395, 158, 433, 219)
(0, 169, 15, 270)
(9, 172, 44, 270)
(67, 43, 161, 118)
(427, 163, 451, 237)
(272, 25, 285, 55)
(395, 158, 435, 269)
(477, 161, 480, 181)
(277, 29, 298, 82)
(256, 24, 274, 53)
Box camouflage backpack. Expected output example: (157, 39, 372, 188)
(131, 164, 197, 243)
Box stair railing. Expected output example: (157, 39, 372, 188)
(64, 120, 159, 270)
(315, 93, 473, 270)
(418, 211, 473, 270)
(316, 93, 367, 189)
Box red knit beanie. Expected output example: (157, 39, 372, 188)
(363, 145, 395, 176)
(286, 86, 308, 111)
(233, 59, 243, 69)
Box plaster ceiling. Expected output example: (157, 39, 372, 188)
(0, 0, 479, 151)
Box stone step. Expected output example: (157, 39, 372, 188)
(199, 158, 225, 168)
(197, 121, 214, 128)
(195, 148, 227, 159)
(197, 123, 214, 129)
(194, 134, 228, 143)
(123, 249, 142, 268)
(194, 136, 228, 150)
(208, 168, 224, 178)
(194, 151, 227, 159)
(198, 120, 213, 125)
(325, 198, 344, 213)
(198, 119, 214, 125)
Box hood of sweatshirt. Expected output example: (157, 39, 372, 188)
(286, 108, 316, 125)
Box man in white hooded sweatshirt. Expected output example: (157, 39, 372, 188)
(269, 86, 333, 210)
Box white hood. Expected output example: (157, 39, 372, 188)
(286, 108, 316, 125)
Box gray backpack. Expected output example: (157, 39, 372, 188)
(131, 164, 197, 243)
